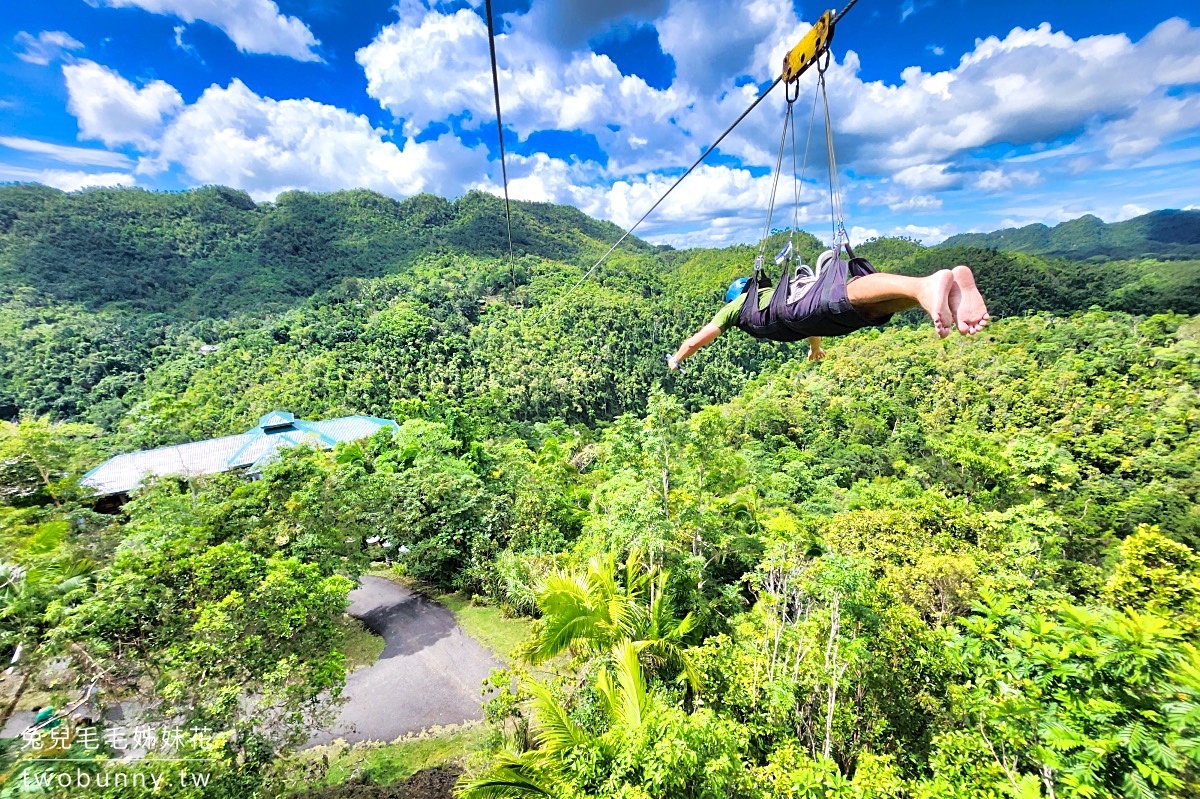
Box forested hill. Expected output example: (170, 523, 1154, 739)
(2, 182, 1199, 432)
(0, 183, 655, 318)
(939, 208, 1200, 260)
(3, 184, 1200, 797)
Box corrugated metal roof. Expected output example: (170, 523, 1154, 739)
(81, 412, 400, 496)
(258, 410, 295, 429)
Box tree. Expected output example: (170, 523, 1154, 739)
(936, 591, 1200, 798)
(521, 549, 700, 692)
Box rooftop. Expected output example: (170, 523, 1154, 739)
(82, 411, 399, 496)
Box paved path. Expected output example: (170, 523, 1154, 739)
(0, 577, 497, 747)
(306, 576, 501, 746)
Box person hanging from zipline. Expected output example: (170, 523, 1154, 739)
(667, 246, 989, 370)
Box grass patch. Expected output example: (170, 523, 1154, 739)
(289, 723, 489, 792)
(437, 593, 533, 662)
(365, 567, 533, 662)
(338, 615, 385, 672)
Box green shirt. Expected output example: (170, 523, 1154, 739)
(34, 706, 60, 728)
(710, 286, 775, 333)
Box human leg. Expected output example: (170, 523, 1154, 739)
(948, 265, 989, 334)
(846, 270, 955, 338)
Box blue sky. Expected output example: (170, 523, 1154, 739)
(1, 0, 1197, 247)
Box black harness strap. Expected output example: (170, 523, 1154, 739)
(736, 251, 891, 341)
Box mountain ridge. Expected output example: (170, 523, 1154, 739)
(939, 208, 1200, 260)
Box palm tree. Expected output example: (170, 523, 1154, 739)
(459, 641, 651, 799)
(520, 549, 700, 691)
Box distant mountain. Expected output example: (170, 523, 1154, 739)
(939, 209, 1200, 261)
(0, 184, 653, 318)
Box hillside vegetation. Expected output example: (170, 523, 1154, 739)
(2, 186, 1199, 435)
(0, 185, 1198, 798)
(940, 208, 1200, 261)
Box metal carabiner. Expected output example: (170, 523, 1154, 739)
(785, 78, 801, 104)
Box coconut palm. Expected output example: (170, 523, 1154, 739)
(520, 549, 700, 691)
(459, 640, 651, 799)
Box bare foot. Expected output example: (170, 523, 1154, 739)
(950, 265, 989, 334)
(917, 269, 955, 338)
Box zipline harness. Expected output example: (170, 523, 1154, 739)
(733, 33, 894, 344)
(535, 1, 862, 323)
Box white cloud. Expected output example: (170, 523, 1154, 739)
(893, 163, 958, 191)
(358, 3, 692, 177)
(90, 0, 321, 61)
(1093, 93, 1200, 160)
(473, 150, 602, 208)
(14, 31, 83, 65)
(896, 223, 951, 244)
(63, 61, 183, 148)
(588, 163, 837, 248)
(173, 25, 202, 60)
(887, 194, 943, 212)
(0, 137, 133, 168)
(146, 79, 486, 201)
(975, 168, 1041, 192)
(1116, 203, 1150, 221)
(827, 18, 1200, 178)
(850, 225, 881, 242)
(357, 7, 496, 136)
(519, 0, 670, 50)
(0, 165, 135, 191)
(656, 0, 794, 94)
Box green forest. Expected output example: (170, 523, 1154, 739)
(939, 209, 1200, 261)
(1, 184, 1199, 799)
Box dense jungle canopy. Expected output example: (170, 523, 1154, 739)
(1, 184, 1199, 798)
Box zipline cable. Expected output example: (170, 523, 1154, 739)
(484, 0, 518, 290)
(541, 74, 785, 321)
(539, 0, 861, 321)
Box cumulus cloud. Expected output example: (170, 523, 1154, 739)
(896, 223, 951, 244)
(89, 0, 321, 61)
(14, 31, 83, 65)
(358, 6, 496, 135)
(358, 2, 692, 177)
(519, 0, 670, 50)
(830, 18, 1200, 178)
(1116, 203, 1150, 221)
(850, 225, 881, 242)
(975, 168, 1041, 192)
(656, 0, 797, 94)
(472, 150, 604, 209)
(592, 162, 836, 247)
(0, 137, 133, 168)
(0, 164, 135, 191)
(63, 61, 183, 149)
(145, 79, 487, 201)
(892, 163, 959, 191)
